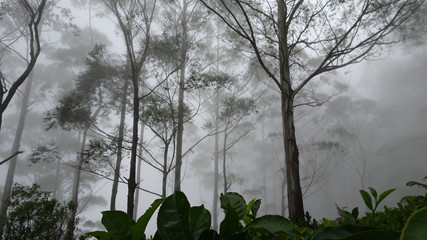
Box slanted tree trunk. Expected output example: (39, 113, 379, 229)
(0, 75, 33, 238)
(110, 77, 129, 210)
(174, 0, 188, 192)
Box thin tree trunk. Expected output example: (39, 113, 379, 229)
(212, 17, 221, 230)
(64, 127, 88, 240)
(133, 121, 145, 218)
(162, 144, 169, 198)
(277, 0, 304, 222)
(128, 86, 139, 217)
(174, 0, 188, 192)
(223, 129, 228, 194)
(212, 90, 220, 230)
(281, 171, 286, 216)
(111, 77, 128, 210)
(0, 75, 33, 239)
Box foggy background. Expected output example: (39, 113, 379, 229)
(1, 0, 426, 236)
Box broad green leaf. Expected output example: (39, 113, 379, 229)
(400, 207, 427, 240)
(189, 205, 211, 240)
(133, 198, 164, 240)
(220, 192, 246, 220)
(244, 215, 294, 237)
(86, 231, 111, 240)
(243, 199, 261, 225)
(368, 187, 378, 201)
(157, 191, 192, 240)
(359, 190, 373, 211)
(377, 188, 396, 206)
(219, 206, 241, 239)
(250, 199, 261, 219)
(101, 211, 135, 240)
(313, 225, 373, 240)
(351, 207, 359, 219)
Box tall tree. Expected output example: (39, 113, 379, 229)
(0, 75, 33, 239)
(0, 0, 47, 132)
(102, 0, 156, 218)
(200, 0, 422, 222)
(110, 74, 129, 211)
(219, 96, 256, 194)
(45, 45, 115, 239)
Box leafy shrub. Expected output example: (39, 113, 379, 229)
(88, 192, 295, 240)
(2, 184, 72, 240)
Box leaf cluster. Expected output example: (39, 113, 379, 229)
(3, 184, 73, 240)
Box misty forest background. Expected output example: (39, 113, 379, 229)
(1, 0, 427, 238)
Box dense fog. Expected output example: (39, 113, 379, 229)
(0, 0, 426, 238)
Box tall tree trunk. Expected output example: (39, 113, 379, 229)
(162, 143, 169, 198)
(212, 18, 221, 230)
(174, 0, 188, 192)
(281, 171, 286, 216)
(281, 95, 304, 222)
(133, 121, 145, 218)
(0, 75, 33, 239)
(277, 0, 304, 222)
(64, 127, 89, 240)
(111, 77, 129, 210)
(212, 90, 220, 231)
(222, 129, 228, 194)
(128, 85, 139, 217)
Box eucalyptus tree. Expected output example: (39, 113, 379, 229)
(157, 0, 215, 192)
(0, 0, 47, 133)
(142, 94, 192, 197)
(44, 44, 116, 240)
(102, 0, 156, 217)
(200, 0, 423, 221)
(218, 96, 256, 194)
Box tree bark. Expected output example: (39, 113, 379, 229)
(133, 121, 145, 218)
(162, 143, 170, 198)
(277, 0, 304, 222)
(110, 77, 129, 210)
(128, 87, 139, 217)
(0, 75, 33, 239)
(212, 90, 220, 230)
(64, 127, 89, 240)
(174, 0, 188, 192)
(222, 129, 228, 194)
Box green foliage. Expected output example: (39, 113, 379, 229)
(186, 72, 234, 91)
(44, 44, 116, 131)
(220, 96, 256, 123)
(406, 176, 427, 190)
(88, 182, 427, 240)
(87, 198, 164, 240)
(400, 207, 427, 240)
(2, 184, 72, 240)
(89, 192, 295, 240)
(335, 207, 359, 225)
(359, 187, 396, 216)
